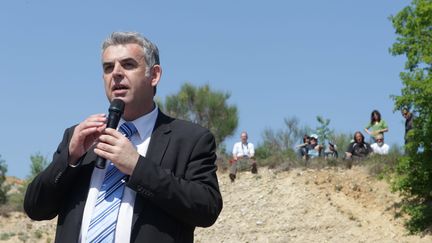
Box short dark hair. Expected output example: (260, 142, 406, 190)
(102, 31, 160, 95)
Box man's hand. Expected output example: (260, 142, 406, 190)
(94, 128, 139, 175)
(69, 114, 107, 165)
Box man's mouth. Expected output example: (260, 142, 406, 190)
(112, 84, 128, 91)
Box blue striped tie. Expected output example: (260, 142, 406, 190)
(86, 122, 137, 243)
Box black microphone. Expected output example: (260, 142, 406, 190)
(95, 99, 125, 169)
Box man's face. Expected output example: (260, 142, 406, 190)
(241, 133, 248, 143)
(355, 133, 363, 143)
(102, 44, 160, 120)
(376, 137, 384, 147)
(402, 110, 409, 119)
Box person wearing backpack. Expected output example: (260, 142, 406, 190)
(345, 131, 373, 165)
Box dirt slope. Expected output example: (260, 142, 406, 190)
(1, 166, 431, 243)
(195, 166, 431, 243)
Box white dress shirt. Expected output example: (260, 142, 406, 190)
(79, 106, 158, 242)
(232, 141, 255, 158)
(371, 143, 390, 155)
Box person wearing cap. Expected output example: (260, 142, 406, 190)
(370, 134, 390, 155)
(305, 134, 323, 159)
(229, 131, 257, 182)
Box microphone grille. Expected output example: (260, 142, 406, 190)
(109, 99, 125, 113)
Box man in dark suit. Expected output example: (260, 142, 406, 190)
(24, 31, 223, 243)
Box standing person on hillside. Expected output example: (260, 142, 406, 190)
(229, 131, 257, 182)
(364, 110, 389, 143)
(24, 31, 222, 243)
(401, 107, 414, 144)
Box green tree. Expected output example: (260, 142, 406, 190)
(0, 155, 9, 204)
(255, 117, 311, 165)
(315, 116, 333, 148)
(389, 0, 432, 233)
(162, 82, 238, 147)
(328, 131, 352, 157)
(28, 153, 49, 180)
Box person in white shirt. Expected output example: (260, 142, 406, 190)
(371, 134, 390, 155)
(229, 131, 257, 182)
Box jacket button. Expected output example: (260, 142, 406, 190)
(137, 185, 144, 192)
(54, 172, 63, 184)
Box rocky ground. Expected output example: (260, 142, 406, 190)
(1, 166, 431, 242)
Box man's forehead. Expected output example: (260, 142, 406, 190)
(102, 44, 144, 61)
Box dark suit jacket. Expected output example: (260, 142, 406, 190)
(24, 111, 223, 243)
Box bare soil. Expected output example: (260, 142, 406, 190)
(1, 166, 431, 242)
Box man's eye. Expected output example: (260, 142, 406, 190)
(103, 65, 114, 74)
(122, 62, 136, 70)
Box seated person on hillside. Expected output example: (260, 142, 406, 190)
(324, 141, 338, 159)
(370, 134, 389, 155)
(345, 131, 373, 160)
(229, 131, 257, 182)
(305, 134, 323, 160)
(296, 134, 310, 159)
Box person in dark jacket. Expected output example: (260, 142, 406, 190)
(402, 107, 414, 144)
(345, 131, 373, 160)
(24, 31, 222, 243)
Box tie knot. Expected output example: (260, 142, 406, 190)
(119, 122, 137, 138)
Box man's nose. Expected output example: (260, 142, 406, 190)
(112, 62, 124, 80)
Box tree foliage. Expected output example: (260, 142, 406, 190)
(316, 116, 333, 147)
(389, 0, 432, 233)
(0, 155, 9, 204)
(162, 82, 238, 147)
(255, 117, 311, 165)
(328, 132, 352, 157)
(28, 153, 48, 180)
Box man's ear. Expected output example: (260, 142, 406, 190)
(150, 65, 162, 87)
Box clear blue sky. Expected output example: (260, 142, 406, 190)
(1, 0, 409, 178)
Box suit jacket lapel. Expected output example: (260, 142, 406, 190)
(146, 111, 172, 166)
(132, 110, 172, 228)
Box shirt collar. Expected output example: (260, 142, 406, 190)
(119, 104, 159, 140)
